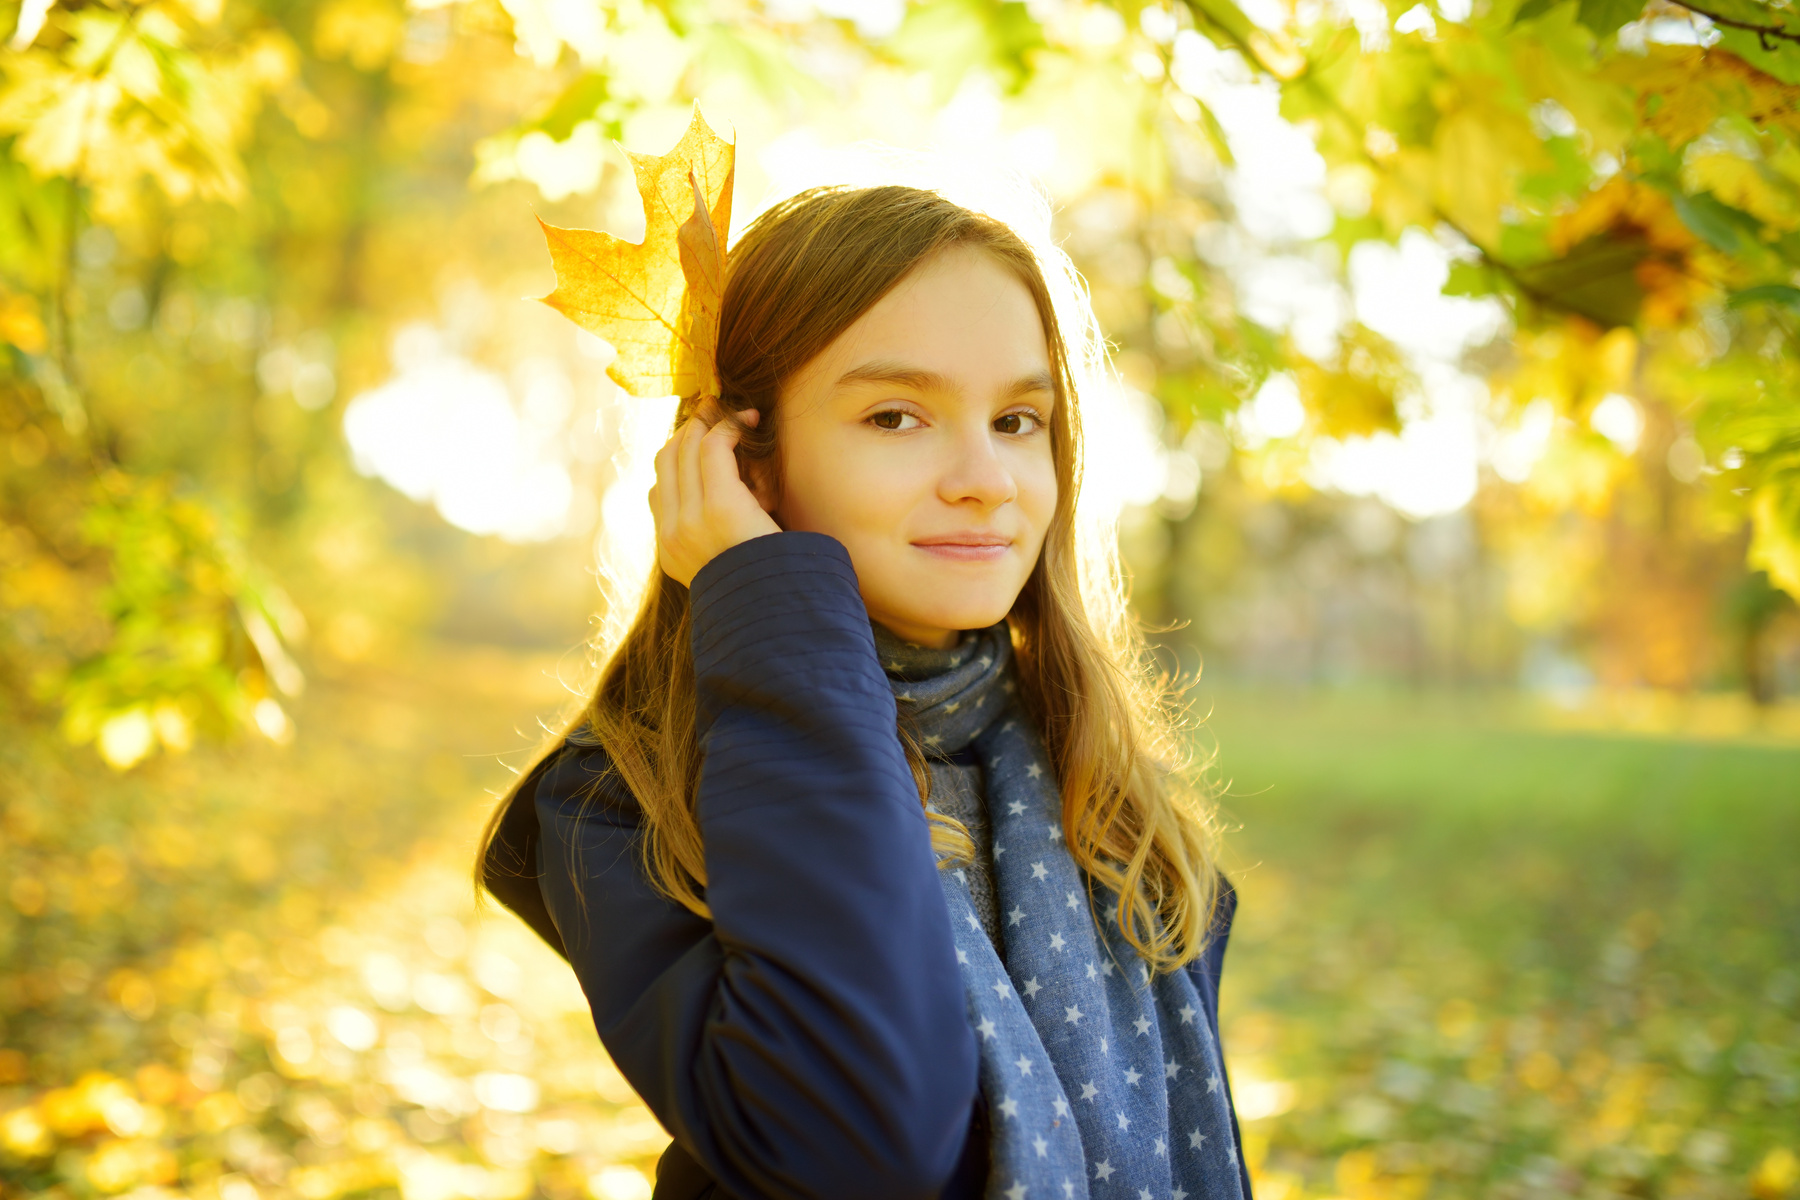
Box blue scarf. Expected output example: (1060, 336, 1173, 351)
(874, 619, 1246, 1200)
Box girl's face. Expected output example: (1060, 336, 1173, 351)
(754, 245, 1059, 650)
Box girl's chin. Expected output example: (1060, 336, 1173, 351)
(873, 597, 1016, 643)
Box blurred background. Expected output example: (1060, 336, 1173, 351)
(3, 0, 1800, 1197)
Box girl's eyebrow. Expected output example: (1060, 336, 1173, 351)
(833, 359, 1055, 404)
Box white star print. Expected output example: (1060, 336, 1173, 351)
(1093, 1160, 1114, 1181)
(1133, 1016, 1152, 1036)
(954, 869, 967, 884)
(992, 980, 1011, 999)
(1178, 1003, 1197, 1025)
(994, 841, 1006, 859)
(1049, 932, 1067, 952)
(1107, 903, 1119, 924)
(1014, 1054, 1033, 1077)
(1027, 762, 1043, 779)
(1046, 823, 1061, 842)
(1033, 1136, 1048, 1158)
(943, 701, 960, 714)
(1115, 1111, 1131, 1132)
(1007, 800, 1027, 816)
(967, 914, 980, 931)
(1138, 1189, 1152, 1200)
(1079, 1081, 1098, 1101)
(1173, 1189, 1188, 1200)
(1123, 1067, 1142, 1087)
(999, 1096, 1020, 1119)
(979, 655, 993, 667)
(1031, 861, 1049, 880)
(1154, 1137, 1166, 1158)
(1228, 1143, 1239, 1166)
(1189, 1129, 1206, 1150)
(1062, 1182, 1074, 1199)
(1053, 1097, 1071, 1118)
(1100, 960, 1116, 977)
(1139, 963, 1151, 985)
(1004, 1185, 1025, 1200)
(1165, 1057, 1182, 1080)
(1099, 1037, 1108, 1055)
(896, 689, 912, 701)
(1022, 977, 1042, 999)
(1086, 961, 1098, 980)
(956, 949, 968, 965)
(1206, 1073, 1221, 1093)
(1008, 906, 1027, 926)
(1064, 1005, 1084, 1025)
(976, 1018, 997, 1041)
(1066, 890, 1080, 910)
(925, 734, 942, 746)
(1003, 721, 1018, 732)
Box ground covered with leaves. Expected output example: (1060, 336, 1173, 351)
(1209, 687, 1800, 1200)
(3, 656, 1798, 1200)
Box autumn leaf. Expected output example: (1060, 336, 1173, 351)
(536, 103, 735, 404)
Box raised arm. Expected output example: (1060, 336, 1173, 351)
(533, 530, 979, 1200)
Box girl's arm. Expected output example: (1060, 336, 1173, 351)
(535, 530, 980, 1200)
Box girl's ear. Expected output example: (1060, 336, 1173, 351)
(740, 454, 779, 515)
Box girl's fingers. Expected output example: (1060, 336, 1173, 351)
(699, 417, 745, 510)
(675, 414, 706, 532)
(650, 427, 682, 538)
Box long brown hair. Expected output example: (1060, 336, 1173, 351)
(477, 184, 1223, 972)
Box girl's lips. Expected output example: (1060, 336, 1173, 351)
(913, 542, 1010, 562)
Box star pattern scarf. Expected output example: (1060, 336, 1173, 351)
(873, 619, 1246, 1200)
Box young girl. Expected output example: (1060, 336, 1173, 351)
(479, 184, 1249, 1200)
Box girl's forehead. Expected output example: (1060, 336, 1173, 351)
(800, 264, 1049, 388)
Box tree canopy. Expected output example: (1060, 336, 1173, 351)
(4, 0, 1799, 766)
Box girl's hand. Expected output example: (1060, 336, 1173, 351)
(649, 400, 782, 588)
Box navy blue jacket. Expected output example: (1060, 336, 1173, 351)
(481, 530, 1247, 1199)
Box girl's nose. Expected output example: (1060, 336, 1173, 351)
(938, 423, 1019, 510)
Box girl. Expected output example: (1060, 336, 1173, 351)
(479, 184, 1249, 1200)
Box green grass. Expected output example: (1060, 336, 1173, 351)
(1202, 687, 1800, 1200)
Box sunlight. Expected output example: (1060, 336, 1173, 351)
(343, 324, 575, 543)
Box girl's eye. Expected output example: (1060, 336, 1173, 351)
(996, 409, 1046, 436)
(869, 409, 922, 431)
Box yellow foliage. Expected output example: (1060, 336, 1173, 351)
(1293, 326, 1408, 439)
(1549, 175, 1696, 258)
(313, 0, 406, 71)
(1602, 45, 1800, 148)
(1754, 1148, 1799, 1199)
(1431, 96, 1547, 249)
(1371, 147, 1439, 237)
(1749, 485, 1800, 601)
(0, 290, 47, 354)
(1684, 152, 1800, 233)
(537, 104, 734, 404)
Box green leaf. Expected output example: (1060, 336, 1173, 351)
(1673, 190, 1761, 254)
(1511, 234, 1648, 327)
(1511, 0, 1567, 27)
(883, 0, 1047, 96)
(1727, 283, 1800, 309)
(531, 75, 617, 141)
(1445, 259, 1505, 298)
(1574, 0, 1645, 37)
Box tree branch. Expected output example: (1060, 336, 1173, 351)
(1660, 0, 1800, 49)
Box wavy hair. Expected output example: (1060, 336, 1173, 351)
(477, 184, 1222, 972)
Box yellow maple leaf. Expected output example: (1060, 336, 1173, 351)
(536, 103, 735, 404)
